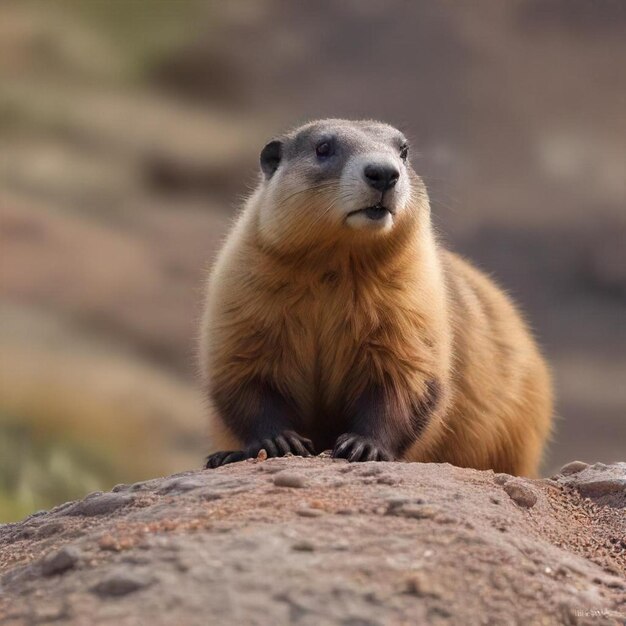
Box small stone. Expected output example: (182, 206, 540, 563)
(385, 496, 418, 509)
(257, 448, 268, 461)
(397, 504, 439, 519)
(157, 477, 205, 494)
(17, 526, 36, 539)
(62, 493, 133, 517)
(296, 507, 323, 518)
(198, 489, 223, 501)
(384, 497, 425, 514)
(377, 475, 399, 485)
(559, 461, 589, 475)
(359, 465, 383, 476)
(292, 540, 315, 552)
(91, 569, 150, 596)
(405, 572, 441, 598)
(273, 472, 307, 488)
(35, 521, 65, 538)
(41, 546, 80, 576)
(503, 480, 537, 508)
(98, 534, 120, 551)
(493, 473, 512, 485)
(576, 478, 626, 499)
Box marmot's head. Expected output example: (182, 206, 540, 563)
(251, 119, 427, 253)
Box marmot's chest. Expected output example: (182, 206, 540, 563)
(269, 277, 424, 414)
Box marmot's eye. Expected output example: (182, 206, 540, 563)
(315, 141, 332, 158)
(400, 144, 409, 161)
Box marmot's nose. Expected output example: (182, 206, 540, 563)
(363, 163, 399, 192)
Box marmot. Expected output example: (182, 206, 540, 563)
(200, 119, 553, 476)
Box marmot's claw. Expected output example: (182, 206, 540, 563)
(332, 433, 392, 462)
(204, 450, 246, 469)
(248, 430, 315, 459)
(205, 432, 315, 468)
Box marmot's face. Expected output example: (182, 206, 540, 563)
(255, 120, 423, 249)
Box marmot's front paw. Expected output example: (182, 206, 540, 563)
(205, 450, 246, 469)
(246, 430, 315, 459)
(331, 433, 393, 462)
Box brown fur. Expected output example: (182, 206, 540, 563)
(200, 122, 553, 476)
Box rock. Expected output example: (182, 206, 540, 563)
(405, 572, 442, 598)
(359, 465, 383, 476)
(296, 507, 324, 517)
(157, 476, 206, 494)
(273, 472, 307, 488)
(1, 458, 624, 624)
(91, 569, 151, 596)
(98, 535, 117, 551)
(503, 480, 537, 508)
(560, 460, 589, 475)
(41, 546, 81, 576)
(384, 496, 439, 519)
(576, 479, 626, 499)
(35, 521, 65, 538)
(557, 461, 626, 505)
(393, 504, 440, 519)
(493, 473, 512, 485)
(384, 496, 423, 511)
(61, 493, 134, 517)
(377, 475, 400, 485)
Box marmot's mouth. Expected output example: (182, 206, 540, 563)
(347, 204, 394, 221)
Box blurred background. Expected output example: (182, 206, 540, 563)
(1, 0, 625, 522)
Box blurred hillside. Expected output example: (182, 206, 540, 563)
(1, 0, 625, 521)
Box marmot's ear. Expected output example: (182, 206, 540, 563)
(260, 140, 282, 178)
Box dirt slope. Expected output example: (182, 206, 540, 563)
(0, 457, 624, 625)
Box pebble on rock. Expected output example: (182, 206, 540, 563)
(405, 572, 442, 598)
(559, 461, 589, 476)
(157, 477, 206, 494)
(396, 504, 440, 519)
(493, 473, 512, 486)
(273, 472, 308, 488)
(41, 546, 81, 576)
(62, 493, 134, 517)
(35, 521, 65, 538)
(296, 507, 323, 518)
(91, 569, 151, 597)
(576, 479, 626, 499)
(503, 480, 537, 508)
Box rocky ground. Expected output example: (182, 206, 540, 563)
(0, 457, 624, 625)
(2, 4, 626, 520)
